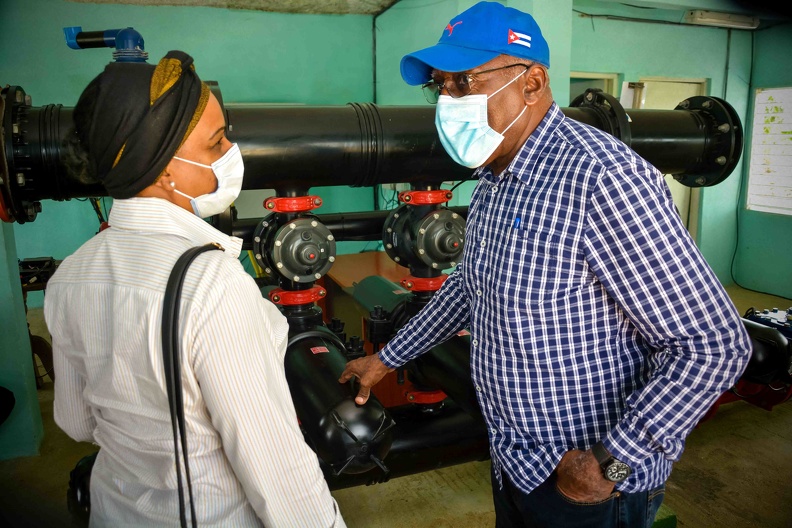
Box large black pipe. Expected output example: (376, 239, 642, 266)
(1, 84, 742, 223)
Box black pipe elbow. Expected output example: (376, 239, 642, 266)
(284, 327, 395, 475)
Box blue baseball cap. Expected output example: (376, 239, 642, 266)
(400, 1, 550, 86)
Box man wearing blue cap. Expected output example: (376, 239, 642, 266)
(340, 2, 750, 527)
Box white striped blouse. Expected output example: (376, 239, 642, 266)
(45, 197, 345, 527)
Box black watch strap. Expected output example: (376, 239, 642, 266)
(591, 441, 613, 466)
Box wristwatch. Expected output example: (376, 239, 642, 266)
(591, 441, 632, 482)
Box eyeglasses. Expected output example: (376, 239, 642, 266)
(421, 63, 532, 104)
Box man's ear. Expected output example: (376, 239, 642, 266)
(523, 65, 549, 105)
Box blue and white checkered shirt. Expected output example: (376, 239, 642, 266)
(379, 102, 751, 494)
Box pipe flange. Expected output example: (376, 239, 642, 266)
(252, 213, 279, 276)
(414, 209, 465, 269)
(0, 94, 13, 222)
(673, 96, 742, 187)
(271, 216, 336, 282)
(570, 88, 632, 147)
(1, 85, 39, 223)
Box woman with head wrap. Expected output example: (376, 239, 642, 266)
(44, 51, 346, 527)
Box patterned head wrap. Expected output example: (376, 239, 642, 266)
(78, 50, 210, 199)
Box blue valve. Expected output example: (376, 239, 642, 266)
(63, 26, 148, 62)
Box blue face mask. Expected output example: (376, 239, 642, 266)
(435, 69, 528, 169)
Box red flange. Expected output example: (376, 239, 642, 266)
(269, 286, 327, 306)
(405, 389, 447, 404)
(398, 189, 453, 205)
(0, 188, 13, 223)
(400, 274, 448, 292)
(264, 195, 323, 213)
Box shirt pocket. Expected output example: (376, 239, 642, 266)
(495, 225, 588, 306)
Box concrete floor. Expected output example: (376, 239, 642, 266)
(1, 285, 791, 527)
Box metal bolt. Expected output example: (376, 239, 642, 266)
(702, 100, 712, 109)
(679, 100, 690, 109)
(24, 95, 31, 106)
(394, 257, 401, 262)
(315, 273, 321, 279)
(254, 236, 261, 243)
(386, 243, 393, 249)
(406, 281, 414, 288)
(433, 213, 440, 219)
(272, 295, 281, 302)
(717, 123, 731, 133)
(695, 176, 707, 186)
(277, 262, 284, 268)
(408, 394, 415, 401)
(294, 276, 301, 282)
(15, 90, 23, 103)
(387, 228, 392, 233)
(432, 263, 438, 268)
(403, 195, 411, 202)
(262, 221, 269, 227)
(418, 249, 425, 254)
(419, 228, 426, 234)
(311, 220, 318, 227)
(452, 213, 458, 219)
(289, 223, 296, 230)
(265, 268, 272, 274)
(450, 262, 456, 267)
(266, 202, 275, 209)
(329, 256, 335, 262)
(256, 253, 262, 260)
(17, 173, 25, 186)
(394, 213, 399, 218)
(12, 124, 19, 134)
(327, 234, 334, 241)
(275, 240, 282, 247)
(716, 156, 727, 165)
(314, 198, 322, 206)
(585, 92, 593, 102)
(318, 289, 326, 297)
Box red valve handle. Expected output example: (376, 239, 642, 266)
(398, 189, 453, 205)
(405, 389, 447, 404)
(400, 274, 448, 292)
(269, 286, 327, 306)
(264, 195, 323, 213)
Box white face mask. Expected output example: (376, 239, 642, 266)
(171, 143, 244, 218)
(435, 69, 528, 169)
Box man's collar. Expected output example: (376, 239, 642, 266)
(507, 102, 563, 184)
(477, 102, 563, 184)
(107, 197, 243, 258)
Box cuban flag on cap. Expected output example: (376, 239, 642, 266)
(508, 29, 531, 48)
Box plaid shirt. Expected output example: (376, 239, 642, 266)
(379, 102, 751, 494)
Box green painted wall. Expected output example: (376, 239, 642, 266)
(2, 0, 376, 308)
(0, 224, 43, 460)
(734, 23, 792, 299)
(570, 10, 754, 285)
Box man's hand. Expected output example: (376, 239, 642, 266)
(338, 355, 394, 405)
(555, 449, 615, 503)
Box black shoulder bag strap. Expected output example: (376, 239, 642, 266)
(162, 242, 223, 528)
